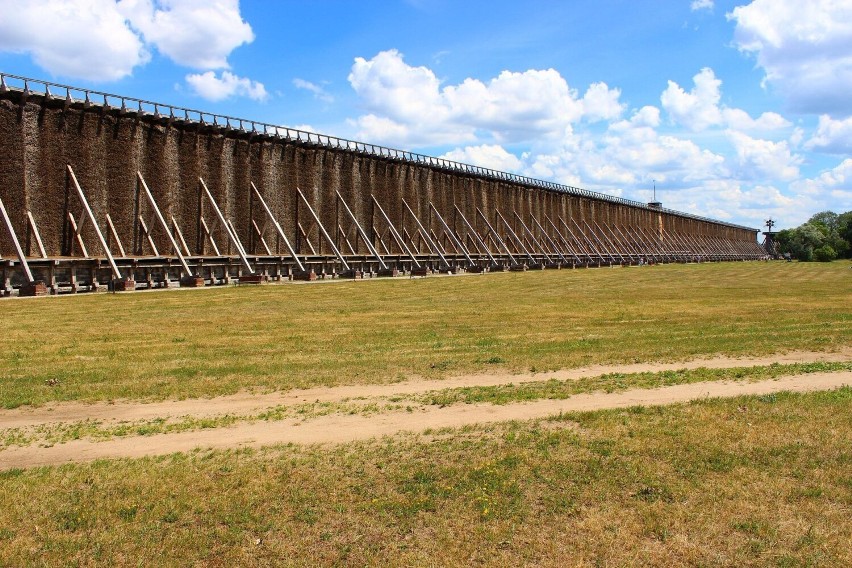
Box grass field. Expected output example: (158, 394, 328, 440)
(1, 261, 850, 408)
(1, 261, 851, 566)
(1, 389, 850, 566)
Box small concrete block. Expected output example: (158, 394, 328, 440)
(377, 268, 399, 277)
(292, 269, 317, 281)
(180, 276, 206, 288)
(340, 269, 363, 279)
(238, 274, 266, 284)
(112, 279, 136, 292)
(19, 280, 49, 297)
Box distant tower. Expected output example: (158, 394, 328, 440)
(762, 218, 778, 257)
(648, 179, 662, 209)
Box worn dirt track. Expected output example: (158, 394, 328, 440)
(1, 351, 850, 470)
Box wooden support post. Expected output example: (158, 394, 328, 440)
(0, 195, 36, 285)
(455, 205, 497, 266)
(199, 217, 221, 256)
(513, 211, 552, 264)
(105, 214, 127, 258)
(66, 165, 124, 281)
(402, 198, 449, 269)
(477, 207, 515, 266)
(136, 172, 193, 277)
(337, 191, 387, 270)
(171, 216, 192, 257)
(495, 209, 535, 265)
(26, 211, 47, 259)
(296, 187, 350, 271)
(199, 178, 253, 274)
(430, 203, 474, 267)
(372, 195, 420, 268)
(530, 214, 569, 265)
(251, 183, 304, 272)
(543, 214, 581, 264)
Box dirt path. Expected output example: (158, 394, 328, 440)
(1, 367, 850, 471)
(3, 350, 849, 429)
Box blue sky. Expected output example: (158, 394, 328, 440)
(1, 0, 851, 230)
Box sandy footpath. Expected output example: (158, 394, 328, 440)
(3, 350, 850, 429)
(1, 350, 850, 470)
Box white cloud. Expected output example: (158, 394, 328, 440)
(721, 108, 790, 131)
(582, 82, 625, 122)
(805, 115, 852, 154)
(729, 0, 852, 116)
(293, 79, 334, 103)
(118, 0, 254, 69)
(661, 67, 793, 133)
(0, 0, 148, 81)
(0, 0, 260, 98)
(727, 130, 802, 181)
(185, 71, 267, 102)
(691, 0, 714, 12)
(440, 145, 523, 172)
(661, 68, 723, 131)
(789, 159, 852, 219)
(347, 49, 595, 146)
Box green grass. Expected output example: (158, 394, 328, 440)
(1, 388, 850, 566)
(415, 361, 852, 406)
(1, 262, 850, 408)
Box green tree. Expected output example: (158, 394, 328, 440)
(778, 210, 852, 261)
(838, 211, 852, 258)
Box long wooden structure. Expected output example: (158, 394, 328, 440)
(0, 74, 764, 295)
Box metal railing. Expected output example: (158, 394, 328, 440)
(0, 72, 759, 232)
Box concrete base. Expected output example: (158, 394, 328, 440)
(19, 280, 49, 297)
(238, 274, 266, 284)
(377, 268, 399, 277)
(292, 269, 317, 281)
(112, 279, 136, 292)
(339, 269, 363, 279)
(180, 276, 206, 288)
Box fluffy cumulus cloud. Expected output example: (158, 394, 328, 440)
(185, 71, 267, 102)
(582, 83, 625, 122)
(727, 131, 802, 182)
(118, 0, 254, 69)
(661, 68, 723, 131)
(729, 0, 852, 116)
(0, 0, 261, 99)
(805, 115, 852, 154)
(0, 0, 148, 81)
(790, 159, 852, 216)
(440, 145, 523, 173)
(347, 49, 605, 147)
(345, 51, 832, 228)
(662, 68, 792, 133)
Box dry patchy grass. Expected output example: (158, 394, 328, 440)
(0, 388, 850, 566)
(1, 261, 850, 408)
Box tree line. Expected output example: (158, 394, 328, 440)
(776, 211, 852, 261)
